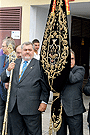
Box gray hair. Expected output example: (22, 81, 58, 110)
(3, 38, 15, 50)
(21, 42, 34, 49)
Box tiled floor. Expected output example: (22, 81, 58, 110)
(42, 93, 90, 135)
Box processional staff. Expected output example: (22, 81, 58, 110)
(2, 44, 16, 135)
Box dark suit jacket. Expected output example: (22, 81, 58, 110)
(1, 58, 49, 115)
(0, 54, 9, 101)
(61, 65, 86, 116)
(83, 77, 90, 123)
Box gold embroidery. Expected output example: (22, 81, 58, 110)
(49, 95, 62, 134)
(7, 44, 16, 63)
(41, 0, 69, 92)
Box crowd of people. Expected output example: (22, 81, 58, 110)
(0, 36, 90, 135)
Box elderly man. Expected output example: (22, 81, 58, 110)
(57, 49, 86, 135)
(0, 37, 15, 134)
(1, 41, 49, 135)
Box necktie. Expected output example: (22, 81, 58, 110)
(3, 56, 9, 67)
(5, 56, 9, 64)
(19, 61, 28, 81)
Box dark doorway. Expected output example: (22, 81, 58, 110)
(71, 36, 89, 79)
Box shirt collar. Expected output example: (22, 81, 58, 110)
(22, 59, 31, 64)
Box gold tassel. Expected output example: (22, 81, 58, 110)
(53, 104, 62, 132)
(49, 118, 53, 135)
(49, 99, 62, 134)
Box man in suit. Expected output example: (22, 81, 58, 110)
(1, 41, 49, 135)
(0, 37, 15, 134)
(57, 49, 86, 135)
(83, 77, 90, 135)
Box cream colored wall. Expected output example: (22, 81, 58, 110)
(0, 0, 89, 43)
(72, 0, 90, 2)
(0, 0, 51, 44)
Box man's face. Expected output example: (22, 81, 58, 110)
(21, 44, 34, 61)
(71, 53, 75, 68)
(2, 41, 8, 54)
(33, 43, 40, 52)
(16, 46, 21, 59)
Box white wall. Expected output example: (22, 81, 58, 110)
(29, 5, 49, 52)
(29, 6, 37, 42)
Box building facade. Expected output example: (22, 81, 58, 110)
(0, 0, 90, 79)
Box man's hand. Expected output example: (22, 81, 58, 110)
(7, 62, 15, 71)
(38, 103, 47, 112)
(5, 83, 9, 89)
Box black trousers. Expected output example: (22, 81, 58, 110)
(0, 94, 6, 133)
(0, 94, 13, 135)
(88, 123, 90, 135)
(9, 103, 42, 135)
(57, 107, 83, 135)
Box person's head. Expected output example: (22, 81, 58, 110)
(32, 39, 40, 52)
(15, 45, 22, 59)
(21, 42, 34, 61)
(2, 37, 15, 55)
(5, 36, 13, 40)
(70, 49, 75, 68)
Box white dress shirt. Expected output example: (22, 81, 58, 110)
(34, 52, 40, 60)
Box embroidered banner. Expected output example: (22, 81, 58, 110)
(40, 0, 71, 93)
(40, 0, 71, 133)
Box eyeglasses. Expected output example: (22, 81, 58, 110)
(2, 46, 7, 48)
(71, 58, 75, 60)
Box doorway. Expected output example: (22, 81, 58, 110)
(71, 36, 89, 79)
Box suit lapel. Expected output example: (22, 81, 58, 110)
(15, 59, 22, 83)
(1, 54, 9, 71)
(2, 54, 6, 67)
(19, 58, 35, 83)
